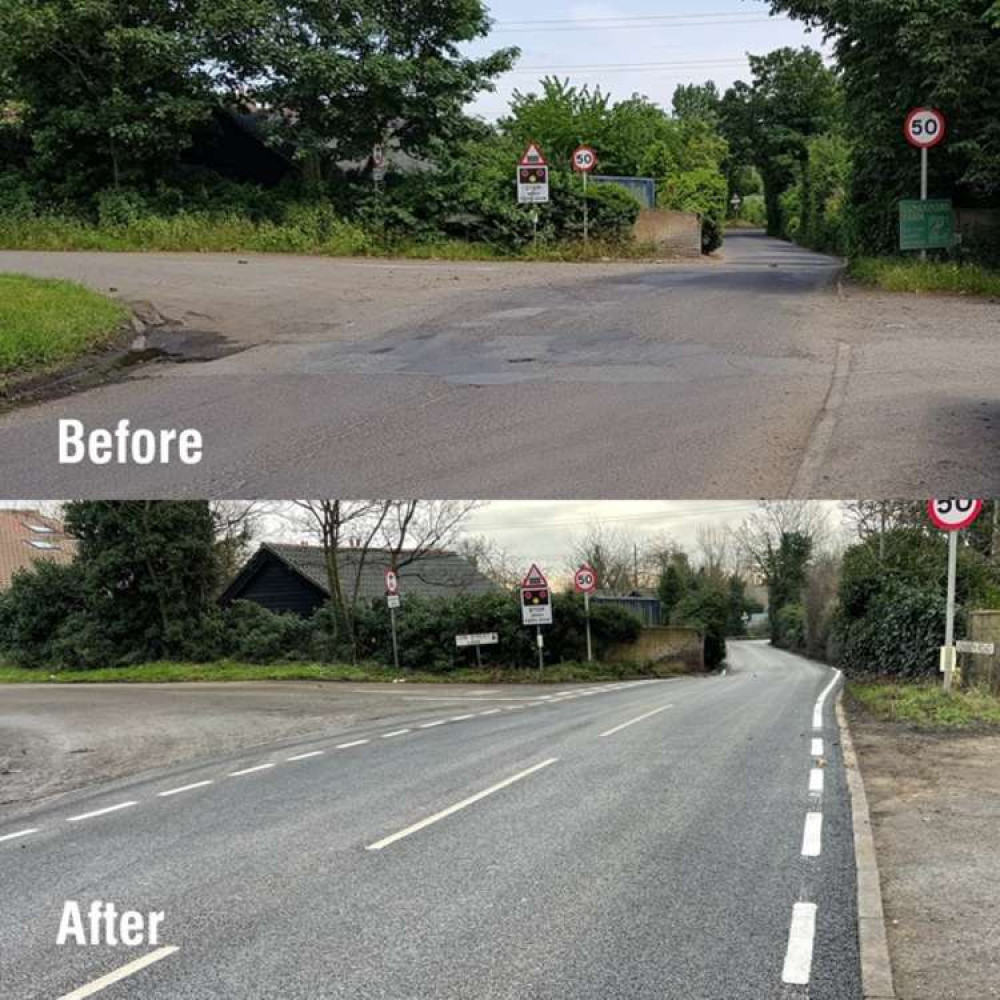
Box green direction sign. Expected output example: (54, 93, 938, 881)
(899, 199, 955, 251)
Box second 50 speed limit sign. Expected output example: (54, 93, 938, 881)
(905, 108, 947, 149)
(927, 498, 983, 532)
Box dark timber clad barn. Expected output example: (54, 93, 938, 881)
(220, 543, 496, 617)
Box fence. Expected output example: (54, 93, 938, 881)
(963, 611, 1000, 693)
(591, 595, 661, 626)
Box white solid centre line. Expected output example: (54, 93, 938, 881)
(809, 768, 824, 794)
(599, 704, 674, 738)
(157, 780, 213, 798)
(811, 737, 824, 757)
(365, 758, 559, 851)
(419, 720, 446, 729)
(287, 750, 324, 761)
(812, 669, 842, 730)
(801, 812, 823, 857)
(781, 902, 818, 985)
(56, 945, 179, 1000)
(336, 739, 370, 749)
(450, 714, 476, 722)
(0, 828, 39, 843)
(381, 729, 411, 739)
(229, 763, 275, 776)
(67, 801, 137, 823)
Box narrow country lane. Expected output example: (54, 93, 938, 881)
(0, 643, 860, 999)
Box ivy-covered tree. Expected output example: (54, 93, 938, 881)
(767, 0, 1000, 254)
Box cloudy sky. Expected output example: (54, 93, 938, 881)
(465, 0, 826, 121)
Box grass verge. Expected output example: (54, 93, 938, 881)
(0, 274, 128, 381)
(0, 213, 682, 263)
(848, 680, 1000, 730)
(849, 257, 1000, 298)
(0, 659, 691, 685)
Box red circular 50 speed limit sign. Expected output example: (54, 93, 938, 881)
(927, 498, 983, 532)
(572, 146, 598, 173)
(905, 108, 947, 149)
(574, 565, 598, 594)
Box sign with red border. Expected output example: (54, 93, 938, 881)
(905, 108, 947, 150)
(384, 568, 399, 595)
(574, 564, 598, 594)
(927, 498, 983, 532)
(572, 146, 598, 173)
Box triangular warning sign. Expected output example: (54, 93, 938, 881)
(522, 563, 548, 588)
(519, 143, 547, 167)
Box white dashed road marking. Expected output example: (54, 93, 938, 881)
(336, 739, 370, 749)
(419, 720, 446, 729)
(157, 780, 213, 798)
(67, 802, 137, 823)
(56, 946, 179, 999)
(599, 704, 673, 738)
(287, 751, 324, 761)
(801, 812, 823, 857)
(229, 763, 275, 776)
(0, 828, 38, 843)
(811, 737, 824, 757)
(381, 729, 410, 739)
(365, 759, 559, 851)
(781, 902, 817, 985)
(808, 768, 824, 795)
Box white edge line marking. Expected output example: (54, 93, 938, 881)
(813, 669, 843, 730)
(781, 902, 818, 985)
(67, 801, 137, 823)
(287, 750, 324, 761)
(0, 828, 39, 843)
(56, 945, 180, 1000)
(599, 704, 674, 738)
(811, 738, 824, 757)
(802, 812, 823, 857)
(157, 780, 213, 798)
(336, 739, 369, 749)
(365, 758, 559, 851)
(229, 763, 275, 776)
(450, 714, 476, 722)
(419, 720, 446, 729)
(381, 729, 410, 739)
(809, 768, 824, 794)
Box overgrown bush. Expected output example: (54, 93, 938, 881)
(671, 583, 728, 667)
(773, 602, 806, 651)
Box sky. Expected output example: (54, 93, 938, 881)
(464, 0, 827, 121)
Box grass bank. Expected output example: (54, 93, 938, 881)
(0, 212, 673, 263)
(0, 659, 689, 685)
(0, 275, 128, 382)
(848, 680, 1000, 730)
(849, 257, 1000, 298)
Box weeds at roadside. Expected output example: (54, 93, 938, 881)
(848, 680, 1000, 730)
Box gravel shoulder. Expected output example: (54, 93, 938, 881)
(0, 681, 561, 817)
(847, 709, 1000, 1000)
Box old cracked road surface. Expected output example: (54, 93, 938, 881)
(0, 643, 860, 999)
(2, 231, 997, 496)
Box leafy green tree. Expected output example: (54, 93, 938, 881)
(671, 576, 729, 667)
(209, 0, 517, 185)
(672, 82, 721, 124)
(768, 1, 1000, 255)
(0, 0, 217, 197)
(720, 47, 841, 236)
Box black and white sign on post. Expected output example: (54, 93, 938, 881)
(905, 108, 947, 259)
(385, 568, 401, 671)
(574, 564, 598, 663)
(927, 499, 984, 691)
(455, 632, 499, 669)
(521, 563, 552, 674)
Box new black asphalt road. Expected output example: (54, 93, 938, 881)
(2, 232, 997, 497)
(0, 643, 860, 999)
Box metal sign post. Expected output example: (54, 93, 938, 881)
(455, 633, 499, 670)
(927, 499, 984, 692)
(572, 146, 598, 246)
(904, 108, 947, 261)
(521, 563, 552, 677)
(536, 627, 544, 675)
(574, 564, 598, 663)
(385, 568, 401, 672)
